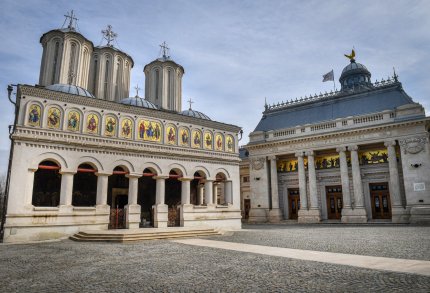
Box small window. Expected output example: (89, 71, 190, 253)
(243, 176, 250, 183)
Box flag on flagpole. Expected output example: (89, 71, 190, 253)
(322, 70, 334, 82)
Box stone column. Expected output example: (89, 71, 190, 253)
(224, 181, 233, 205)
(204, 180, 214, 206)
(198, 184, 204, 205)
(213, 182, 219, 205)
(179, 177, 193, 227)
(125, 174, 141, 229)
(385, 140, 408, 223)
(348, 145, 368, 222)
(153, 175, 169, 228)
(305, 151, 321, 221)
(268, 156, 283, 222)
(59, 171, 75, 212)
(336, 147, 353, 222)
(95, 172, 110, 223)
(25, 168, 37, 207)
(296, 152, 308, 210)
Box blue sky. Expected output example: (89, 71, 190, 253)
(0, 0, 429, 174)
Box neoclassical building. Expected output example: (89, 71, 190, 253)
(2, 14, 242, 243)
(245, 56, 430, 224)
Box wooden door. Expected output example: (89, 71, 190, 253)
(326, 186, 343, 220)
(370, 183, 391, 219)
(288, 189, 300, 220)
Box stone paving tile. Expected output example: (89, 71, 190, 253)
(207, 224, 430, 261)
(0, 232, 429, 293)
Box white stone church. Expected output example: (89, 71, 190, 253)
(2, 13, 242, 242)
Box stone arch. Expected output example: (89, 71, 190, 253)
(214, 168, 231, 180)
(108, 159, 135, 173)
(167, 163, 187, 177)
(192, 166, 210, 179)
(30, 152, 68, 170)
(139, 162, 162, 175)
(73, 156, 104, 172)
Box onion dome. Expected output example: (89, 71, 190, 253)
(180, 109, 211, 120)
(119, 96, 158, 109)
(339, 59, 372, 91)
(45, 83, 96, 98)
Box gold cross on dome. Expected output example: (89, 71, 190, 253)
(187, 98, 194, 110)
(134, 84, 142, 97)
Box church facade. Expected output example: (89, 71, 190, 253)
(245, 57, 430, 224)
(2, 14, 242, 243)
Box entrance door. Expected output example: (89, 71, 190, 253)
(288, 189, 300, 220)
(109, 188, 128, 229)
(244, 199, 251, 220)
(326, 186, 342, 220)
(370, 183, 391, 219)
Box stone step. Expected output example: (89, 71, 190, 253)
(69, 228, 222, 243)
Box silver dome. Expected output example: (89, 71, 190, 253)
(119, 96, 158, 109)
(180, 109, 211, 120)
(45, 84, 96, 98)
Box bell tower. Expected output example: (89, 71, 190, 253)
(144, 42, 184, 112)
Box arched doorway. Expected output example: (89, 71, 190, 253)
(138, 168, 157, 227)
(72, 163, 97, 206)
(166, 169, 182, 227)
(108, 166, 129, 229)
(190, 171, 206, 205)
(32, 160, 61, 207)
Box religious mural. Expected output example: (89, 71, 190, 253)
(104, 116, 117, 136)
(67, 110, 80, 131)
(121, 118, 133, 139)
(226, 135, 234, 152)
(179, 127, 190, 146)
(359, 149, 391, 165)
(277, 158, 308, 172)
(28, 104, 41, 127)
(215, 134, 223, 151)
(86, 114, 99, 134)
(138, 119, 162, 142)
(47, 107, 61, 129)
(204, 131, 213, 150)
(192, 130, 202, 148)
(166, 125, 177, 145)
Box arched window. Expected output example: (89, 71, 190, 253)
(104, 58, 110, 99)
(115, 59, 122, 99)
(51, 41, 60, 84)
(155, 69, 160, 100)
(72, 164, 97, 206)
(168, 69, 173, 109)
(32, 161, 61, 207)
(68, 42, 77, 84)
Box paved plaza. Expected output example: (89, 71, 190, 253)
(1, 225, 429, 292)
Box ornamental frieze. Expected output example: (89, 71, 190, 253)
(251, 157, 265, 170)
(399, 136, 428, 154)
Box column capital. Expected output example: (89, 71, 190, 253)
(268, 155, 277, 161)
(28, 167, 38, 172)
(295, 151, 304, 158)
(153, 175, 169, 180)
(178, 177, 193, 182)
(125, 173, 142, 179)
(59, 170, 76, 175)
(95, 172, 112, 177)
(348, 145, 359, 151)
(384, 140, 397, 147)
(305, 150, 314, 157)
(336, 146, 347, 153)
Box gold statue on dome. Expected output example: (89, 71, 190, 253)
(344, 49, 356, 60)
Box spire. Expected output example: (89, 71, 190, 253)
(264, 97, 268, 111)
(62, 10, 78, 31)
(101, 25, 117, 47)
(159, 41, 170, 59)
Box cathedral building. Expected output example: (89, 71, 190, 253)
(245, 55, 430, 224)
(2, 13, 242, 243)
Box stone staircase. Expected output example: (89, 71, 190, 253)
(70, 227, 223, 243)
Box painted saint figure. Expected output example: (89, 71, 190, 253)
(68, 111, 80, 131)
(205, 134, 212, 147)
(105, 117, 116, 135)
(154, 124, 161, 140)
(47, 108, 60, 128)
(194, 132, 201, 146)
(181, 129, 189, 145)
(216, 136, 222, 150)
(28, 105, 40, 125)
(122, 120, 131, 138)
(139, 121, 145, 139)
(168, 127, 175, 143)
(87, 115, 97, 132)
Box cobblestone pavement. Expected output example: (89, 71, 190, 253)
(0, 225, 429, 292)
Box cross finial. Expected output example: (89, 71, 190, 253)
(101, 25, 117, 47)
(187, 98, 194, 110)
(134, 84, 142, 97)
(159, 41, 170, 59)
(63, 10, 78, 30)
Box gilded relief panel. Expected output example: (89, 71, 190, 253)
(215, 133, 223, 151)
(105, 116, 117, 136)
(166, 124, 177, 145)
(46, 107, 61, 129)
(137, 119, 162, 142)
(86, 113, 99, 134)
(192, 129, 202, 148)
(67, 110, 80, 131)
(359, 149, 389, 165)
(28, 104, 41, 127)
(121, 118, 133, 139)
(226, 135, 234, 152)
(277, 158, 308, 172)
(179, 127, 190, 146)
(204, 131, 213, 150)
